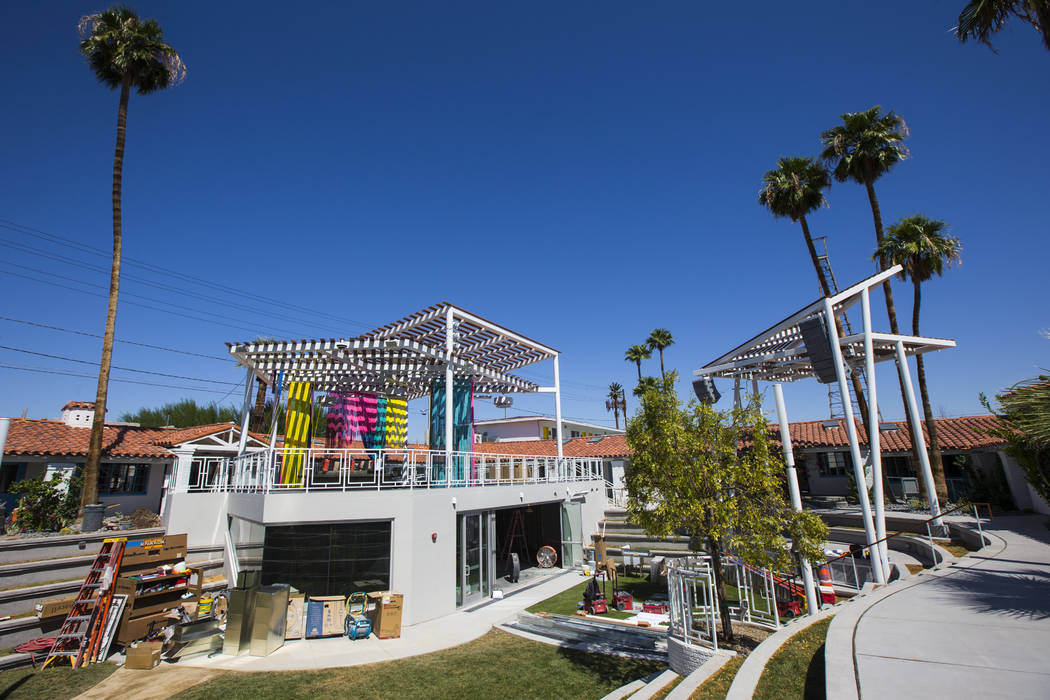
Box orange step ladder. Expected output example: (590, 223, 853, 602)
(42, 537, 126, 669)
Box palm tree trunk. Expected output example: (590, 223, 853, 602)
(800, 217, 873, 438)
(81, 76, 131, 514)
(707, 536, 734, 642)
(635, 361, 642, 382)
(659, 349, 665, 378)
(250, 377, 267, 432)
(866, 180, 921, 501)
(912, 279, 949, 502)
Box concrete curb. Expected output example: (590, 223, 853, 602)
(664, 649, 736, 700)
(824, 528, 1008, 700)
(629, 668, 680, 700)
(725, 607, 838, 700)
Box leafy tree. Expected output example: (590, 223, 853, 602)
(120, 399, 238, 427)
(758, 156, 872, 426)
(624, 344, 652, 382)
(625, 373, 828, 640)
(955, 0, 1050, 51)
(78, 7, 186, 514)
(982, 370, 1050, 505)
(646, 329, 675, 378)
(607, 382, 625, 430)
(633, 376, 661, 398)
(877, 215, 962, 502)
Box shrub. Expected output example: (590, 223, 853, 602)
(11, 473, 83, 532)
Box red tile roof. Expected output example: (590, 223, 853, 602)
(780, 416, 1006, 452)
(61, 401, 95, 411)
(3, 419, 267, 459)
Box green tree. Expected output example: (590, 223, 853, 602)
(625, 373, 828, 640)
(624, 344, 652, 382)
(758, 156, 872, 426)
(955, 0, 1050, 51)
(877, 215, 962, 502)
(120, 399, 238, 427)
(607, 382, 625, 429)
(646, 329, 675, 378)
(78, 7, 185, 514)
(633, 376, 661, 398)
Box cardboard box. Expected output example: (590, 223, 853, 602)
(306, 596, 345, 638)
(125, 641, 163, 670)
(36, 596, 77, 619)
(285, 595, 305, 639)
(366, 592, 403, 639)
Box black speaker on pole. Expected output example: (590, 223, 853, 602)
(799, 315, 840, 384)
(692, 376, 721, 404)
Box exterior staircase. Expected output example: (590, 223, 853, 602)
(592, 507, 695, 559)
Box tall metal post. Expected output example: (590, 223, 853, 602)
(0, 417, 9, 473)
(236, 366, 255, 488)
(773, 384, 819, 614)
(733, 377, 742, 410)
(445, 307, 454, 465)
(553, 354, 564, 475)
(861, 289, 890, 573)
(823, 299, 885, 583)
(895, 341, 942, 528)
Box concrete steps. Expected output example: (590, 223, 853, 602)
(0, 528, 166, 565)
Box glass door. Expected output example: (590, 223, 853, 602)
(458, 513, 490, 607)
(560, 501, 583, 568)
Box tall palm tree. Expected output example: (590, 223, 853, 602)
(78, 7, 185, 513)
(607, 382, 624, 429)
(955, 0, 1050, 51)
(759, 156, 871, 425)
(819, 106, 909, 335)
(877, 215, 962, 502)
(625, 344, 652, 382)
(647, 329, 674, 378)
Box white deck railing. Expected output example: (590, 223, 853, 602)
(182, 448, 603, 494)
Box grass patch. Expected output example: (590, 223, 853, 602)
(175, 629, 664, 699)
(0, 663, 117, 699)
(526, 574, 664, 617)
(753, 616, 832, 700)
(649, 673, 683, 700)
(690, 656, 743, 699)
(905, 564, 924, 575)
(933, 540, 972, 558)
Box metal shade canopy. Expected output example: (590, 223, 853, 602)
(228, 302, 558, 400)
(693, 266, 955, 383)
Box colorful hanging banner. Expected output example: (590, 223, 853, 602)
(385, 398, 408, 449)
(283, 381, 312, 484)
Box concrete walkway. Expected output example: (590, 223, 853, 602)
(852, 515, 1050, 699)
(177, 568, 584, 671)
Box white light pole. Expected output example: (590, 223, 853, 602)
(553, 354, 564, 476)
(445, 307, 454, 470)
(823, 298, 885, 584)
(773, 383, 819, 614)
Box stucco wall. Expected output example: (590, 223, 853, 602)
(166, 480, 608, 627)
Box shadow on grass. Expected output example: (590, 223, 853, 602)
(553, 645, 665, 687)
(803, 642, 826, 700)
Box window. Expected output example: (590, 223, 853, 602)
(817, 451, 852, 477)
(883, 456, 912, 478)
(98, 463, 150, 494)
(261, 521, 391, 598)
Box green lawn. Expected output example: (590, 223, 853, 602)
(752, 616, 832, 700)
(526, 573, 665, 619)
(689, 656, 743, 699)
(175, 629, 665, 700)
(0, 663, 117, 700)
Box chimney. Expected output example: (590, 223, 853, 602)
(61, 401, 97, 428)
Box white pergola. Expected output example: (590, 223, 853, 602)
(694, 266, 955, 606)
(227, 302, 567, 460)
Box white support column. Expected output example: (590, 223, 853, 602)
(861, 289, 890, 573)
(445, 307, 454, 463)
(823, 298, 885, 584)
(554, 354, 564, 475)
(0, 417, 9, 473)
(171, 448, 195, 494)
(236, 366, 254, 457)
(773, 383, 819, 615)
(895, 341, 943, 528)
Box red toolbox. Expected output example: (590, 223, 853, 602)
(642, 601, 669, 614)
(613, 591, 633, 611)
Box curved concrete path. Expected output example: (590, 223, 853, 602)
(851, 515, 1050, 699)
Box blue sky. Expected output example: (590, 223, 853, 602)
(0, 2, 1046, 440)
